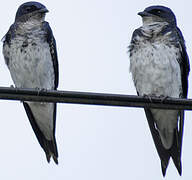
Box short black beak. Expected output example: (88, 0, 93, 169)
(38, 7, 49, 13)
(138, 11, 150, 17)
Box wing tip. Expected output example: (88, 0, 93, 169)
(175, 161, 182, 176)
(45, 139, 59, 164)
(161, 152, 182, 177)
(161, 160, 169, 177)
(53, 155, 59, 165)
(46, 153, 58, 165)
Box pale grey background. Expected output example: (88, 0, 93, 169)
(0, 0, 191, 179)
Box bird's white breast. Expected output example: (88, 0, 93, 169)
(130, 34, 182, 98)
(4, 37, 55, 90)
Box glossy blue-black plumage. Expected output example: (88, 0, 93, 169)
(140, 5, 177, 26)
(15, 1, 48, 21)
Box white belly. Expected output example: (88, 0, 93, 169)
(130, 42, 182, 98)
(6, 40, 55, 90)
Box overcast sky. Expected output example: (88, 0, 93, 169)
(0, 0, 192, 179)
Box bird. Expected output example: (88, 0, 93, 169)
(129, 5, 190, 176)
(2, 1, 59, 164)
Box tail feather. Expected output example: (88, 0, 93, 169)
(46, 137, 58, 164)
(170, 134, 182, 175)
(23, 102, 58, 164)
(161, 160, 169, 177)
(144, 108, 183, 176)
(170, 111, 184, 176)
(144, 108, 170, 175)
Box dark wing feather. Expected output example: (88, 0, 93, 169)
(43, 21, 59, 89)
(3, 24, 15, 45)
(42, 20, 59, 143)
(170, 26, 190, 175)
(2, 24, 16, 66)
(175, 27, 190, 98)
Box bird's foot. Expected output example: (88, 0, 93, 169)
(35, 88, 48, 105)
(10, 85, 15, 88)
(35, 87, 41, 96)
(158, 95, 169, 103)
(143, 94, 156, 103)
(10, 85, 20, 93)
(9, 85, 22, 102)
(35, 87, 47, 95)
(143, 94, 169, 103)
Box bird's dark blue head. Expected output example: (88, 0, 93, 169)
(138, 6, 177, 26)
(15, 1, 48, 22)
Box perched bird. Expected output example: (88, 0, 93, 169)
(129, 6, 190, 176)
(3, 1, 59, 164)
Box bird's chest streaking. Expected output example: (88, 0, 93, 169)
(129, 24, 182, 98)
(3, 24, 55, 140)
(4, 26, 55, 90)
(129, 23, 182, 149)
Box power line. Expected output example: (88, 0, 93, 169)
(0, 86, 191, 110)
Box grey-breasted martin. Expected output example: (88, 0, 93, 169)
(129, 6, 190, 176)
(3, 1, 59, 164)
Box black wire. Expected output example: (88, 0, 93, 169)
(0, 86, 191, 110)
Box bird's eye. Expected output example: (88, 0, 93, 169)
(157, 10, 161, 14)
